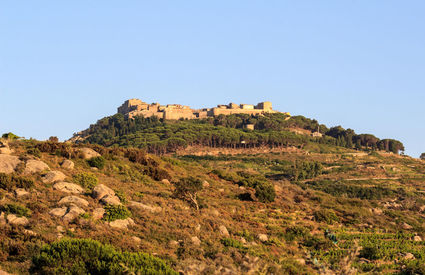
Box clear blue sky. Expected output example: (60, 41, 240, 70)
(1, 1, 424, 157)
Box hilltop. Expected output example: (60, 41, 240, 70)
(72, 99, 405, 156)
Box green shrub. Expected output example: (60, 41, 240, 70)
(102, 205, 131, 222)
(284, 226, 310, 241)
(313, 209, 339, 224)
(2, 132, 19, 140)
(254, 181, 276, 203)
(31, 238, 177, 274)
(236, 172, 276, 203)
(304, 180, 397, 200)
(0, 203, 31, 217)
(72, 173, 98, 189)
(221, 238, 244, 249)
(359, 246, 381, 260)
(27, 148, 41, 158)
(288, 161, 323, 181)
(114, 190, 127, 203)
(87, 156, 105, 169)
(173, 177, 203, 210)
(0, 173, 34, 191)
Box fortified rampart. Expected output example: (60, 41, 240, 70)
(117, 99, 288, 120)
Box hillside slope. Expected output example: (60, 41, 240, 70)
(0, 137, 424, 274)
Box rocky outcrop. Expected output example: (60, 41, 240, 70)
(49, 205, 85, 222)
(60, 159, 74, 170)
(0, 141, 12, 155)
(100, 195, 121, 205)
(42, 171, 66, 184)
(108, 218, 135, 229)
(191, 236, 201, 246)
(92, 208, 105, 220)
(257, 234, 268, 242)
(6, 214, 29, 226)
(49, 207, 68, 218)
(53, 182, 83, 194)
(219, 225, 230, 237)
(128, 201, 161, 213)
(79, 148, 101, 159)
(0, 154, 21, 174)
(23, 159, 50, 175)
(92, 184, 121, 205)
(15, 188, 30, 198)
(92, 184, 115, 200)
(58, 196, 89, 208)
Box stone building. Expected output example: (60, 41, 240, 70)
(117, 99, 286, 120)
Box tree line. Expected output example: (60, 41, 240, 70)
(76, 113, 404, 155)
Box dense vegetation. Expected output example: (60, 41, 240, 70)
(31, 238, 177, 274)
(76, 113, 405, 154)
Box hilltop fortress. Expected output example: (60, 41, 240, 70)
(118, 99, 288, 120)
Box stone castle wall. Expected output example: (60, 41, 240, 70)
(117, 99, 285, 120)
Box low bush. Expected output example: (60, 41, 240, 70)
(31, 238, 177, 274)
(72, 173, 98, 189)
(102, 205, 131, 222)
(313, 209, 339, 224)
(359, 246, 381, 260)
(0, 173, 34, 191)
(87, 156, 106, 169)
(0, 203, 31, 217)
(221, 238, 244, 249)
(254, 181, 276, 203)
(26, 148, 41, 158)
(173, 177, 203, 210)
(304, 180, 396, 200)
(284, 226, 310, 241)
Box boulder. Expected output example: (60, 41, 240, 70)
(257, 234, 268, 242)
(49, 205, 85, 222)
(413, 235, 422, 242)
(92, 184, 115, 200)
(210, 209, 220, 216)
(370, 208, 383, 215)
(58, 196, 89, 208)
(92, 208, 105, 220)
(219, 225, 230, 237)
(15, 188, 30, 198)
(0, 154, 21, 174)
(63, 205, 85, 222)
(168, 240, 179, 247)
(402, 222, 413, 230)
(6, 214, 29, 226)
(128, 201, 161, 213)
(0, 269, 12, 275)
(42, 171, 66, 184)
(0, 142, 12, 154)
(100, 194, 121, 205)
(131, 236, 142, 244)
(0, 212, 6, 226)
(191, 236, 201, 246)
(202, 180, 210, 188)
(79, 148, 101, 159)
(53, 182, 84, 194)
(404, 253, 415, 260)
(161, 179, 170, 185)
(60, 159, 74, 170)
(23, 159, 50, 175)
(49, 207, 68, 218)
(109, 218, 135, 229)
